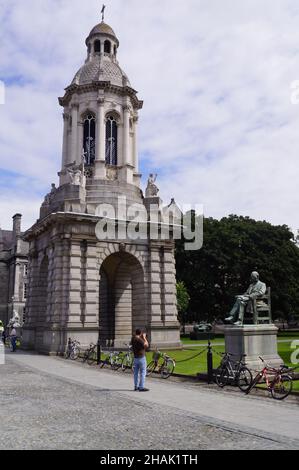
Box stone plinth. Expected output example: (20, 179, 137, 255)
(224, 324, 283, 370)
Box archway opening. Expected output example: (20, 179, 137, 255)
(99, 252, 145, 348)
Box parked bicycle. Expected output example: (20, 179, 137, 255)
(245, 356, 294, 400)
(121, 344, 134, 372)
(65, 338, 81, 360)
(100, 350, 123, 370)
(215, 353, 252, 392)
(146, 350, 175, 379)
(82, 342, 97, 365)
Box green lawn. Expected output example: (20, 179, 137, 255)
(154, 337, 299, 391)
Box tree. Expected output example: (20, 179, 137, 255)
(176, 214, 299, 323)
(176, 281, 190, 332)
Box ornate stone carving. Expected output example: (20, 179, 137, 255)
(67, 163, 86, 188)
(42, 183, 57, 207)
(106, 166, 118, 181)
(84, 166, 94, 179)
(145, 174, 159, 198)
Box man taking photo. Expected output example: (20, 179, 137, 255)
(131, 329, 149, 392)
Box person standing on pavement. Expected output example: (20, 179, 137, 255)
(131, 329, 149, 392)
(0, 321, 4, 344)
(10, 327, 17, 352)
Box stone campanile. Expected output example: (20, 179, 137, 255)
(22, 16, 181, 354)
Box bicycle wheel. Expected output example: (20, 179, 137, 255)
(87, 349, 97, 366)
(215, 366, 230, 387)
(99, 356, 108, 368)
(245, 373, 262, 395)
(161, 359, 175, 379)
(70, 347, 80, 361)
(110, 353, 121, 370)
(271, 374, 293, 400)
(146, 361, 156, 377)
(237, 367, 253, 392)
(121, 355, 130, 372)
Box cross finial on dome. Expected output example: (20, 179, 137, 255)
(101, 4, 106, 22)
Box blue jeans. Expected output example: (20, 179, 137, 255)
(134, 356, 147, 390)
(10, 336, 17, 352)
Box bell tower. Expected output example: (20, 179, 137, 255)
(22, 15, 181, 354)
(58, 19, 142, 191)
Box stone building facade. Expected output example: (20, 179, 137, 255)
(22, 19, 181, 354)
(0, 214, 29, 327)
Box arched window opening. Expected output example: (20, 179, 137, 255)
(94, 40, 101, 53)
(104, 40, 111, 54)
(106, 116, 118, 166)
(83, 114, 96, 166)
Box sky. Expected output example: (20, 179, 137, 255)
(0, 0, 299, 235)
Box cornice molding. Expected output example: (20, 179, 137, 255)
(59, 82, 143, 110)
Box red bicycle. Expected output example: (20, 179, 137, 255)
(246, 356, 294, 400)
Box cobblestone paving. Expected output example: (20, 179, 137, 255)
(0, 360, 298, 450)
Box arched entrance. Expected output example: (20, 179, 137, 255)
(99, 252, 145, 348)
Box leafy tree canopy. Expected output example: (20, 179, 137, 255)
(175, 214, 299, 323)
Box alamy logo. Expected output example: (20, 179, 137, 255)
(0, 80, 5, 105)
(94, 197, 204, 251)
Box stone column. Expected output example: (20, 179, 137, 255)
(61, 113, 69, 170)
(94, 96, 106, 179)
(162, 245, 179, 324)
(149, 245, 163, 324)
(133, 116, 139, 173)
(13, 262, 21, 303)
(70, 102, 79, 166)
(123, 105, 130, 166)
(77, 120, 84, 166)
(120, 104, 134, 184)
(83, 243, 100, 328)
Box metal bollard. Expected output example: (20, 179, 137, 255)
(207, 339, 213, 384)
(97, 339, 101, 365)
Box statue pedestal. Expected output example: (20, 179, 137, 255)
(224, 324, 283, 370)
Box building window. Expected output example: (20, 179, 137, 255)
(105, 116, 118, 166)
(94, 40, 101, 53)
(83, 114, 96, 166)
(104, 40, 111, 54)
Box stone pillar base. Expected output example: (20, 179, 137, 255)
(119, 165, 134, 185)
(22, 326, 99, 355)
(148, 323, 182, 350)
(94, 160, 106, 179)
(224, 324, 283, 370)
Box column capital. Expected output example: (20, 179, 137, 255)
(71, 101, 79, 109)
(123, 105, 131, 112)
(63, 112, 70, 121)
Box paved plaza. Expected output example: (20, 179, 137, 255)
(0, 351, 298, 450)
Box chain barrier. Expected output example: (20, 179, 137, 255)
(210, 347, 223, 358)
(175, 347, 208, 364)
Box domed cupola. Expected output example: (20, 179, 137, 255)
(71, 18, 131, 88)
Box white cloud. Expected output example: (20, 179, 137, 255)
(0, 0, 299, 233)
